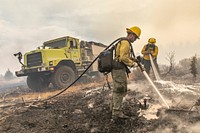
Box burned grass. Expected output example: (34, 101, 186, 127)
(0, 80, 199, 133)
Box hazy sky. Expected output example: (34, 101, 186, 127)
(0, 0, 200, 75)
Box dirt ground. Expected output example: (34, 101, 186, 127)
(0, 76, 200, 133)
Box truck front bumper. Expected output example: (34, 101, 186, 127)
(15, 67, 54, 77)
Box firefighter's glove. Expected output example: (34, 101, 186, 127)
(140, 65, 145, 71)
(136, 56, 142, 63)
(137, 64, 145, 72)
(150, 51, 153, 56)
(144, 50, 151, 55)
(132, 57, 139, 63)
(143, 51, 149, 55)
(132, 62, 138, 68)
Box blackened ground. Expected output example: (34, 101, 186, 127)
(0, 82, 199, 133)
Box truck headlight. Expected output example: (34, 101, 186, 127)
(49, 61, 53, 66)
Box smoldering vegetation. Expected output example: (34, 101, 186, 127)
(0, 71, 199, 132)
(0, 55, 200, 132)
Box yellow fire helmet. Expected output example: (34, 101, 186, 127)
(148, 37, 156, 44)
(126, 26, 141, 39)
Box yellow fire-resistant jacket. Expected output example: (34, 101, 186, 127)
(115, 40, 134, 67)
(141, 43, 158, 60)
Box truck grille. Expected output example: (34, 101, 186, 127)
(27, 52, 42, 67)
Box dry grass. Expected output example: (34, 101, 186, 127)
(3, 81, 105, 103)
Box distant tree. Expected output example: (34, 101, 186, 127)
(164, 51, 176, 75)
(177, 58, 191, 75)
(190, 55, 198, 79)
(179, 58, 191, 69)
(4, 69, 14, 80)
(197, 57, 200, 72)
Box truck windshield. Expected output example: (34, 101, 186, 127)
(44, 39, 66, 48)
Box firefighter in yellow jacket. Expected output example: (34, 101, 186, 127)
(141, 38, 159, 75)
(111, 26, 141, 119)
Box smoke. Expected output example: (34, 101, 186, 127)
(0, 77, 26, 94)
(153, 109, 200, 133)
(0, 0, 200, 74)
(188, 122, 200, 133)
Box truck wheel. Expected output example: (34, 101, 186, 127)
(52, 65, 76, 89)
(27, 75, 50, 91)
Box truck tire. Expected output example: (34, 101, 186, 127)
(27, 75, 50, 91)
(52, 65, 76, 89)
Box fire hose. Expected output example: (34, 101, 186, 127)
(18, 38, 169, 109)
(38, 38, 124, 102)
(135, 56, 169, 109)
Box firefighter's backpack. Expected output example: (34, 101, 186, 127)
(97, 37, 131, 74)
(98, 48, 114, 74)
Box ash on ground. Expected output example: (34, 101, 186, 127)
(0, 78, 200, 133)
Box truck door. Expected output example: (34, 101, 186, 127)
(68, 38, 81, 64)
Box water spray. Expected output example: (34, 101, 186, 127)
(136, 56, 169, 109)
(142, 71, 169, 109)
(149, 54, 161, 81)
